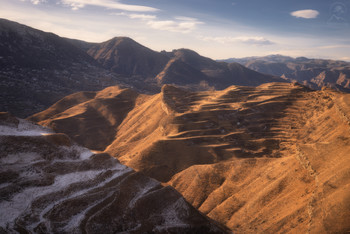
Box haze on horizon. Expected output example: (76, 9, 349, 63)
(1, 0, 350, 61)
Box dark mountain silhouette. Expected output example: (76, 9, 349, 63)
(0, 112, 228, 233)
(0, 18, 122, 118)
(221, 55, 350, 92)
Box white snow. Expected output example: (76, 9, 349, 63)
(78, 147, 94, 160)
(0, 119, 52, 136)
(152, 197, 191, 232)
(0, 170, 101, 228)
(0, 118, 138, 232)
(0, 152, 42, 164)
(128, 179, 159, 209)
(161, 197, 189, 225)
(31, 166, 132, 232)
(0, 163, 132, 231)
(57, 145, 94, 161)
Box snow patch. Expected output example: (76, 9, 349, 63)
(31, 166, 132, 232)
(0, 170, 101, 228)
(161, 197, 189, 225)
(0, 164, 132, 231)
(128, 179, 159, 208)
(0, 152, 42, 164)
(152, 197, 191, 232)
(58, 145, 94, 160)
(0, 119, 52, 136)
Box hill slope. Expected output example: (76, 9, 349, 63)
(0, 18, 121, 118)
(30, 83, 350, 233)
(0, 112, 227, 233)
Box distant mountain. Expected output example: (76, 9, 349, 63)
(0, 112, 227, 233)
(0, 18, 285, 118)
(87, 37, 169, 78)
(157, 49, 283, 89)
(83, 37, 284, 90)
(30, 83, 350, 233)
(0, 18, 121, 118)
(221, 55, 350, 92)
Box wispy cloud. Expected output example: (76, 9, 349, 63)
(115, 12, 203, 33)
(31, 0, 43, 4)
(112, 12, 156, 20)
(199, 36, 274, 45)
(340, 57, 350, 61)
(290, 9, 319, 19)
(147, 18, 203, 33)
(61, 0, 159, 12)
(128, 14, 157, 20)
(318, 44, 350, 49)
(20, 0, 46, 4)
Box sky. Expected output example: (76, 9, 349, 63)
(1, 0, 350, 61)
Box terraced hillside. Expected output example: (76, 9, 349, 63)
(0, 112, 226, 233)
(30, 83, 350, 233)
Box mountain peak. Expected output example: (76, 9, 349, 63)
(108, 36, 136, 44)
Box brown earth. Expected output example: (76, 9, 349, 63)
(30, 82, 350, 233)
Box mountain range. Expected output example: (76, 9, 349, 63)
(221, 55, 350, 92)
(0, 18, 282, 118)
(1, 17, 350, 233)
(29, 82, 350, 233)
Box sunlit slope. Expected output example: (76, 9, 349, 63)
(31, 83, 350, 233)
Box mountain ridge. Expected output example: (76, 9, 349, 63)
(30, 82, 350, 232)
(221, 55, 350, 92)
(1, 18, 286, 118)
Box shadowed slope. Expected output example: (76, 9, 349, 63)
(0, 113, 227, 233)
(86, 38, 285, 91)
(0, 19, 120, 118)
(87, 37, 169, 78)
(176, 49, 284, 86)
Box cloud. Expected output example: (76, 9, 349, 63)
(114, 12, 203, 33)
(128, 14, 156, 20)
(111, 12, 156, 20)
(318, 44, 350, 49)
(290, 9, 319, 19)
(146, 18, 203, 33)
(31, 0, 42, 4)
(61, 0, 159, 12)
(199, 36, 274, 45)
(20, 0, 46, 4)
(340, 57, 350, 61)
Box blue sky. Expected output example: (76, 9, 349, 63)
(1, 0, 350, 61)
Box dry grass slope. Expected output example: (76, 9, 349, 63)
(30, 82, 350, 233)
